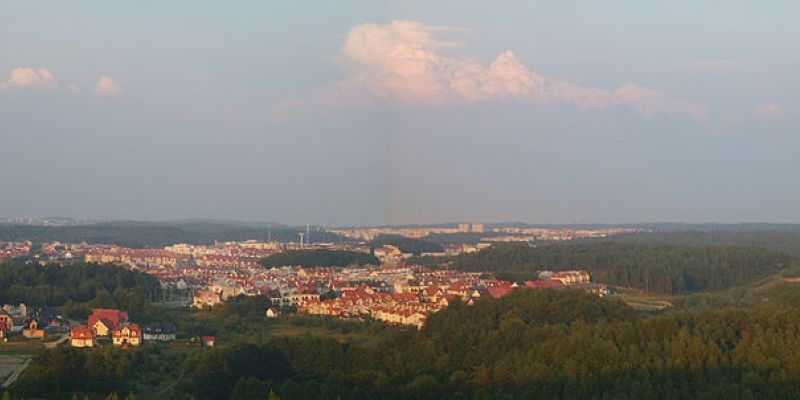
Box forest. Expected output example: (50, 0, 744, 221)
(370, 235, 444, 255)
(438, 242, 795, 294)
(0, 261, 160, 320)
(9, 289, 800, 399)
(260, 250, 378, 268)
(592, 229, 800, 256)
(0, 222, 347, 248)
(4, 240, 800, 399)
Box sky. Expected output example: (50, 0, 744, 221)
(1, 1, 798, 226)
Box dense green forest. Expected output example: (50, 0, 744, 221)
(10, 289, 800, 399)
(437, 242, 795, 294)
(0, 261, 160, 320)
(370, 235, 444, 255)
(260, 250, 378, 268)
(593, 230, 800, 256)
(427, 233, 485, 244)
(0, 222, 347, 247)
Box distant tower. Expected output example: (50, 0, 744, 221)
(306, 223, 310, 244)
(299, 232, 305, 247)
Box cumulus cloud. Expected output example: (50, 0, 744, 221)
(754, 101, 784, 118)
(94, 75, 124, 97)
(0, 67, 59, 91)
(268, 20, 707, 120)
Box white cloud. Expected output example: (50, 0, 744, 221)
(754, 101, 784, 118)
(268, 20, 707, 120)
(94, 75, 124, 97)
(0, 67, 59, 91)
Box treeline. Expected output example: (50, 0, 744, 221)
(12, 290, 800, 399)
(0, 261, 160, 320)
(594, 230, 800, 257)
(443, 242, 794, 294)
(0, 222, 347, 247)
(174, 290, 800, 399)
(11, 346, 164, 399)
(370, 235, 444, 255)
(260, 250, 377, 268)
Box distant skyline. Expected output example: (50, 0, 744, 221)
(2, 1, 798, 225)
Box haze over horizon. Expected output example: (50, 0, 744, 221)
(2, 1, 798, 226)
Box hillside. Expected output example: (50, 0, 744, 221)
(0, 222, 348, 247)
(442, 242, 795, 294)
(13, 289, 800, 399)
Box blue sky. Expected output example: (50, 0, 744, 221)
(0, 1, 797, 225)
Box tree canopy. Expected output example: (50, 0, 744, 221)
(443, 242, 794, 294)
(0, 261, 160, 320)
(370, 235, 444, 255)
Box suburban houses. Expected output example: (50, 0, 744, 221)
(67, 308, 173, 349)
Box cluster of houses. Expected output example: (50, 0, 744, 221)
(297, 269, 606, 328)
(0, 304, 70, 342)
(69, 308, 176, 348)
(0, 241, 31, 263)
(300, 285, 446, 328)
(298, 276, 519, 328)
(532, 270, 611, 296)
(185, 264, 605, 330)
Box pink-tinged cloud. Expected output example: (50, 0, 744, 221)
(0, 67, 59, 91)
(94, 75, 124, 96)
(754, 101, 784, 118)
(269, 20, 707, 120)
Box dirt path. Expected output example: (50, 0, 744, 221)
(44, 332, 70, 349)
(154, 369, 185, 398)
(0, 355, 31, 389)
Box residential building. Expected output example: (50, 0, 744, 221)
(112, 324, 142, 347)
(70, 326, 94, 348)
(143, 322, 177, 341)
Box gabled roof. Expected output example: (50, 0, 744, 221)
(71, 326, 93, 338)
(112, 324, 141, 338)
(88, 309, 128, 330)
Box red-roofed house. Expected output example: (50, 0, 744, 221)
(524, 280, 566, 289)
(112, 324, 142, 347)
(488, 285, 514, 298)
(70, 326, 94, 348)
(88, 309, 129, 337)
(201, 335, 216, 347)
(0, 311, 13, 332)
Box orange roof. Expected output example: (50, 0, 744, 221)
(71, 326, 93, 338)
(88, 309, 128, 330)
(112, 324, 141, 338)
